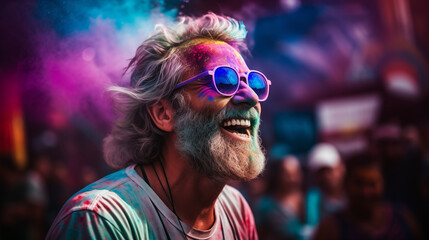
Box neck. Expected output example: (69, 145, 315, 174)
(138, 136, 225, 230)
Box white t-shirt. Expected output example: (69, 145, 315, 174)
(46, 165, 258, 239)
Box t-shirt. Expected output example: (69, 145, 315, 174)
(46, 165, 258, 239)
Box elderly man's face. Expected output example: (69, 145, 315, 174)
(173, 39, 265, 182)
(182, 40, 261, 117)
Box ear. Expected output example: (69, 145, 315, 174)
(147, 99, 175, 132)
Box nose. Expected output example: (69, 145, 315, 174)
(230, 80, 259, 108)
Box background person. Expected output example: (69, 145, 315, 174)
(313, 153, 423, 240)
(255, 155, 306, 240)
(305, 143, 346, 230)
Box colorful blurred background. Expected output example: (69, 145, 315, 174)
(1, 0, 429, 239)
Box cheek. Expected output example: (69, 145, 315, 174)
(188, 89, 230, 113)
(196, 85, 219, 101)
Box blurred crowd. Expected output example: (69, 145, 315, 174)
(0, 154, 99, 239)
(1, 124, 429, 239)
(246, 123, 429, 240)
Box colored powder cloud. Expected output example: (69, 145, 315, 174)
(24, 0, 179, 130)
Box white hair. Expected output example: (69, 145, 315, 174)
(103, 13, 248, 169)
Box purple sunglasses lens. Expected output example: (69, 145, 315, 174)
(213, 67, 239, 95)
(248, 72, 268, 100)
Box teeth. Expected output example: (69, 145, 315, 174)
(222, 118, 251, 127)
(232, 132, 250, 139)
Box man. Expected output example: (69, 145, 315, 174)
(313, 153, 423, 240)
(255, 155, 306, 240)
(305, 143, 346, 231)
(47, 13, 269, 239)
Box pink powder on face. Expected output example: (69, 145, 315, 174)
(186, 41, 248, 72)
(182, 40, 250, 103)
(196, 86, 218, 101)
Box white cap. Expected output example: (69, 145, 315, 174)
(308, 143, 341, 171)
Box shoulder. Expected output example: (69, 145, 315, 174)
(218, 185, 258, 238)
(219, 185, 252, 215)
(48, 166, 154, 239)
(218, 185, 253, 221)
(56, 167, 134, 216)
(46, 210, 126, 239)
(221, 185, 246, 199)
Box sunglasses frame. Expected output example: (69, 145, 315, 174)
(175, 66, 271, 102)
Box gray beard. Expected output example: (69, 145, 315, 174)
(174, 104, 266, 183)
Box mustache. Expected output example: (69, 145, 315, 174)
(173, 98, 260, 133)
(215, 106, 260, 122)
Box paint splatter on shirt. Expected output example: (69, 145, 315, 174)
(46, 165, 258, 239)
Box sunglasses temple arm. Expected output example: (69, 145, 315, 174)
(174, 71, 210, 89)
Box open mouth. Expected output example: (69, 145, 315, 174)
(220, 118, 252, 141)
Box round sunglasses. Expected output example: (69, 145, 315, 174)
(174, 66, 271, 102)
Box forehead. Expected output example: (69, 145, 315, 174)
(183, 39, 248, 72)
